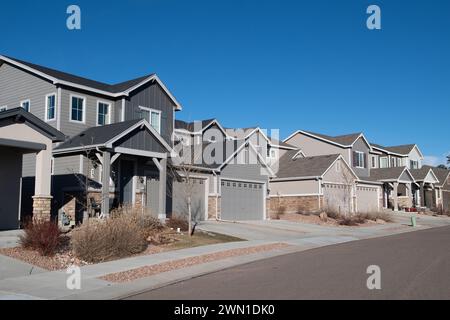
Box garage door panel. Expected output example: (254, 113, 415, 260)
(221, 180, 264, 221)
(356, 186, 379, 213)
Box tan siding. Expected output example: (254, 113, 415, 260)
(270, 180, 319, 196)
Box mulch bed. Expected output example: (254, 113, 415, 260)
(100, 243, 290, 283)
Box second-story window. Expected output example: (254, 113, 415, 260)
(139, 106, 161, 134)
(20, 99, 30, 112)
(410, 160, 419, 169)
(380, 157, 388, 168)
(71, 96, 85, 123)
(46, 94, 56, 121)
(97, 101, 110, 126)
(353, 151, 366, 168)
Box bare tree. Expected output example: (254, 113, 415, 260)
(168, 122, 205, 236)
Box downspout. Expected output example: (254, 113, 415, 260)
(212, 171, 219, 220)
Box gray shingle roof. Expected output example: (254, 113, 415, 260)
(304, 131, 362, 146)
(3, 56, 154, 94)
(369, 167, 409, 181)
(0, 107, 65, 142)
(55, 119, 142, 150)
(371, 143, 415, 155)
(274, 152, 340, 179)
(409, 167, 431, 181)
(175, 119, 216, 131)
(421, 165, 450, 186)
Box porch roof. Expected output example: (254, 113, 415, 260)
(369, 167, 415, 183)
(410, 167, 439, 184)
(0, 107, 65, 142)
(422, 165, 450, 187)
(53, 119, 172, 157)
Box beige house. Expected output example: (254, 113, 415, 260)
(0, 108, 65, 229)
(268, 152, 378, 215)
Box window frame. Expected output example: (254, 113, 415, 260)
(380, 157, 388, 168)
(0, 105, 7, 112)
(45, 93, 57, 122)
(139, 106, 162, 134)
(96, 100, 111, 126)
(20, 99, 31, 112)
(354, 151, 365, 169)
(69, 94, 86, 124)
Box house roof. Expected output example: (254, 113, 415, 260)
(371, 143, 416, 156)
(174, 119, 217, 132)
(0, 107, 65, 142)
(0, 55, 182, 110)
(303, 131, 363, 146)
(421, 165, 450, 186)
(369, 167, 413, 182)
(410, 166, 439, 183)
(2, 56, 154, 94)
(274, 152, 341, 179)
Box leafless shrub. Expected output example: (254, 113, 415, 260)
(19, 220, 64, 257)
(71, 212, 148, 263)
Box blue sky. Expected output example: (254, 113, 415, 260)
(0, 0, 449, 164)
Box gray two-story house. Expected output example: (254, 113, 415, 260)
(0, 55, 181, 222)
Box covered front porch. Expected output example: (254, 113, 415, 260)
(370, 167, 415, 212)
(53, 119, 172, 222)
(410, 167, 440, 211)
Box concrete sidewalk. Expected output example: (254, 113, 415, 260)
(0, 212, 449, 300)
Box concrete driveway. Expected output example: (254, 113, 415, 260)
(198, 212, 450, 242)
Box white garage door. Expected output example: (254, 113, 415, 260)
(323, 183, 353, 214)
(220, 179, 265, 221)
(356, 186, 379, 213)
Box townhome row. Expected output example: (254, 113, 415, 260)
(0, 55, 449, 230)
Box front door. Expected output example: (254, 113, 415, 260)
(120, 160, 134, 205)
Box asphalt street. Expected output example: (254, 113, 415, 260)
(125, 225, 450, 300)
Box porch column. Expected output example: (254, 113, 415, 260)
(419, 182, 425, 207)
(101, 151, 111, 217)
(383, 184, 388, 209)
(33, 148, 53, 221)
(158, 158, 167, 220)
(393, 182, 399, 211)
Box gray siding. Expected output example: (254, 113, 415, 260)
(125, 82, 175, 144)
(222, 164, 268, 183)
(0, 63, 57, 124)
(352, 137, 370, 178)
(114, 128, 167, 153)
(59, 87, 116, 137)
(22, 153, 36, 177)
(54, 155, 81, 175)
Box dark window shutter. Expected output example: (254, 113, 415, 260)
(364, 153, 368, 168)
(353, 151, 357, 167)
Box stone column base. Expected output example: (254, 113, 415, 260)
(32, 196, 53, 222)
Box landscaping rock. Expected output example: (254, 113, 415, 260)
(319, 212, 328, 222)
(376, 219, 386, 224)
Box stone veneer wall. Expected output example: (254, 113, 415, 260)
(208, 196, 220, 220)
(32, 196, 52, 221)
(398, 196, 412, 209)
(268, 195, 323, 217)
